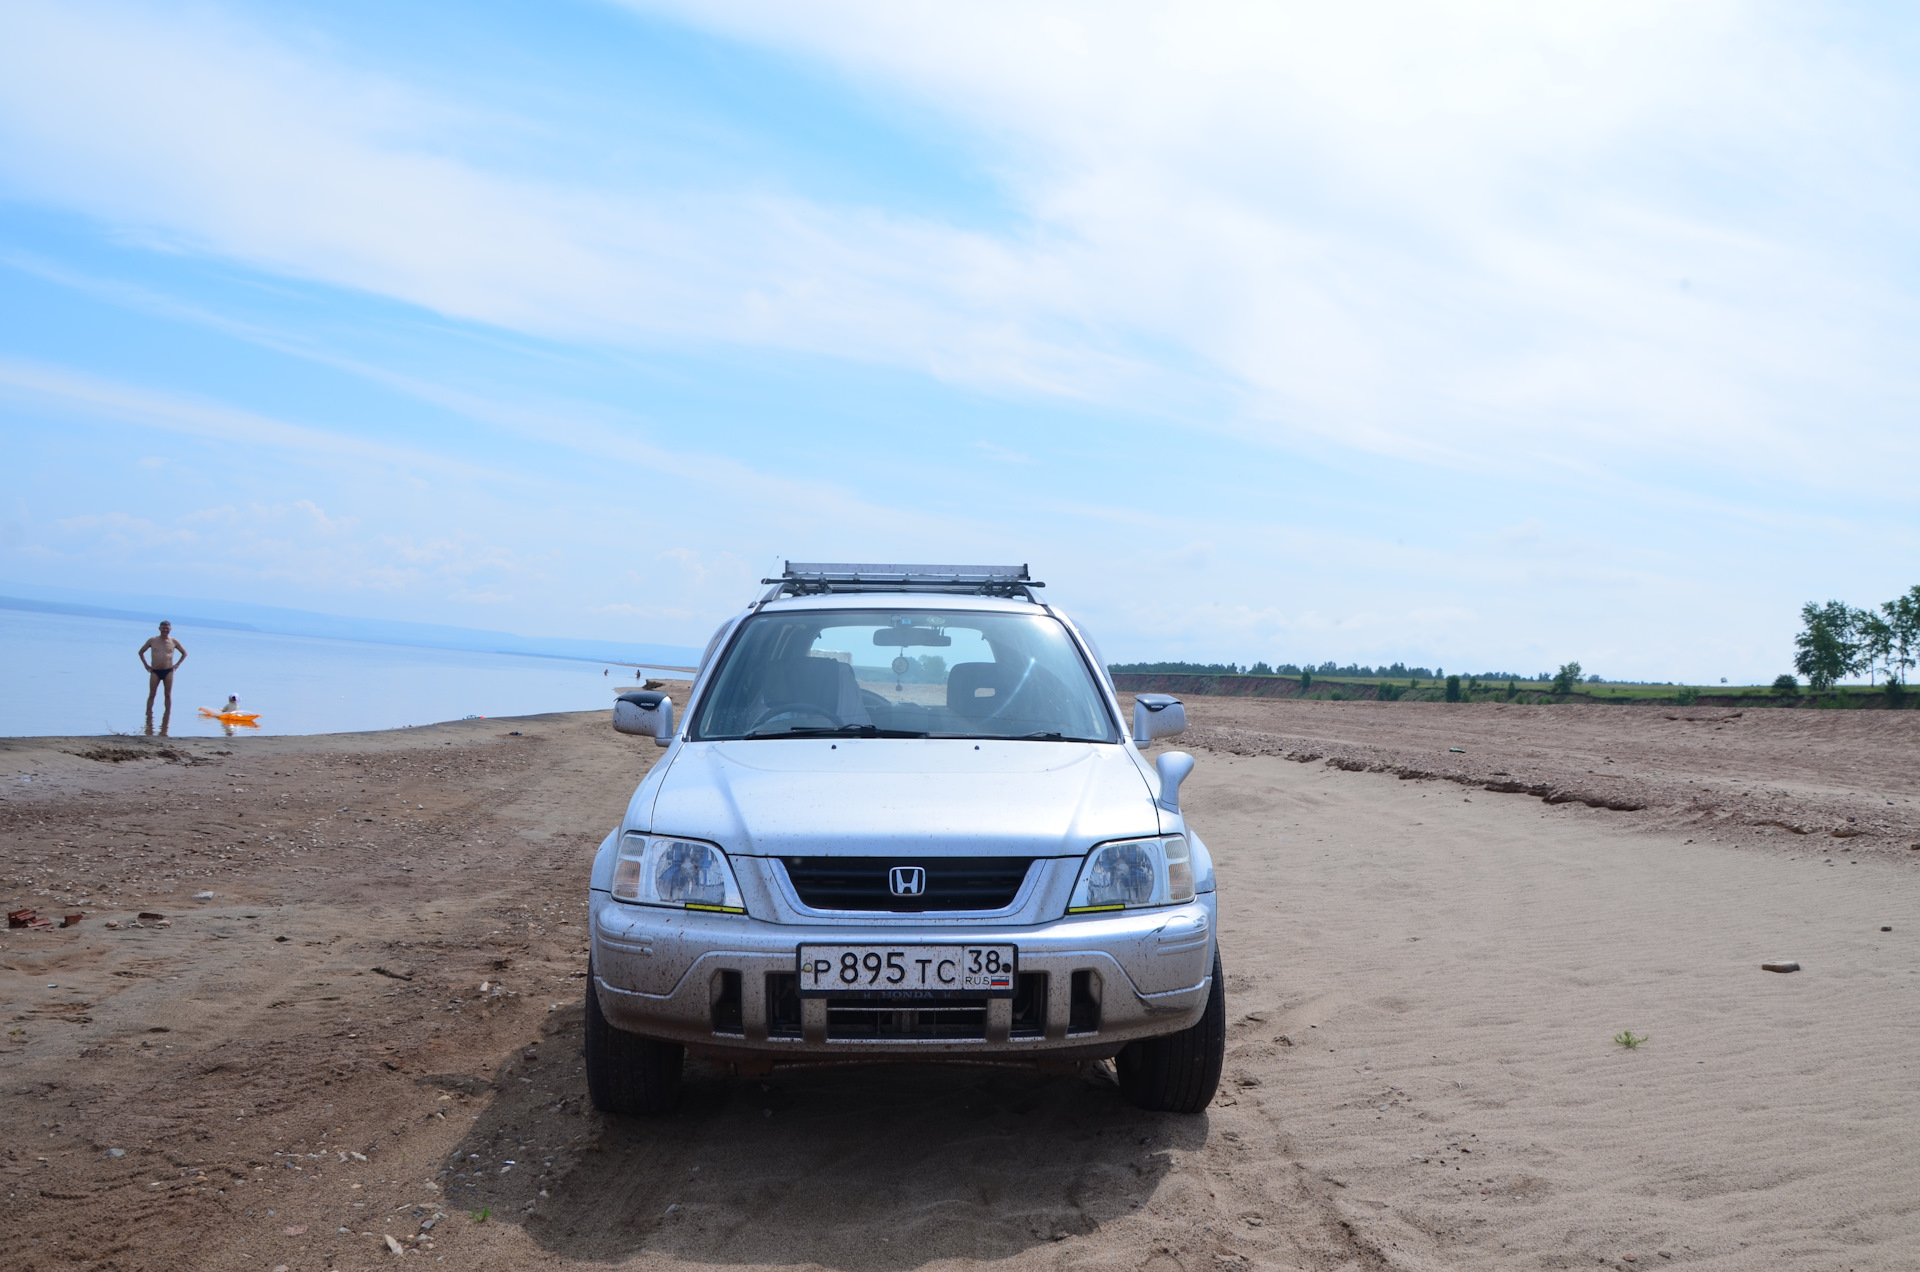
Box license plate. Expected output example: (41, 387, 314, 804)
(796, 944, 1017, 998)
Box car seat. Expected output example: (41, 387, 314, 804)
(947, 661, 1020, 719)
(764, 656, 871, 725)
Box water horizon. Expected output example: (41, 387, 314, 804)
(2, 608, 671, 739)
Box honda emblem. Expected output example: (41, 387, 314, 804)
(888, 866, 927, 897)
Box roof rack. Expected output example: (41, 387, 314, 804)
(762, 562, 1043, 601)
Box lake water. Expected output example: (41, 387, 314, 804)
(1, 608, 662, 738)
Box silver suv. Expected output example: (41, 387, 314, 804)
(585, 564, 1223, 1114)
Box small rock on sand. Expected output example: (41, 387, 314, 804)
(1762, 959, 1800, 973)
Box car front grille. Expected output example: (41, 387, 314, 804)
(826, 1002, 987, 1040)
(761, 971, 1046, 1041)
(779, 856, 1037, 912)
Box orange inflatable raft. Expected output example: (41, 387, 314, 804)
(198, 708, 262, 724)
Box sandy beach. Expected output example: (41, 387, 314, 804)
(0, 694, 1914, 1270)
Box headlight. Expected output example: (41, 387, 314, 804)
(1067, 834, 1193, 913)
(612, 833, 746, 914)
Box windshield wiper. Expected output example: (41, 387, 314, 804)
(1008, 731, 1104, 742)
(741, 723, 930, 739)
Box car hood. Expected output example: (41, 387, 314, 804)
(645, 738, 1160, 857)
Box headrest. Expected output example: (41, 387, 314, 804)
(767, 656, 844, 707)
(947, 661, 1015, 718)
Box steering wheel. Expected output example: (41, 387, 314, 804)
(750, 701, 845, 730)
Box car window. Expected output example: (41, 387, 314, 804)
(691, 609, 1119, 741)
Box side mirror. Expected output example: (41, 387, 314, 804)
(1132, 694, 1187, 745)
(1155, 751, 1195, 814)
(614, 691, 674, 747)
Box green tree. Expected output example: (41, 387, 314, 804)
(1551, 662, 1583, 694)
(1793, 601, 1860, 690)
(1883, 585, 1920, 685)
(1299, 669, 1312, 690)
(1857, 610, 1894, 685)
(1771, 674, 1799, 697)
(1445, 674, 1462, 702)
(1674, 684, 1699, 706)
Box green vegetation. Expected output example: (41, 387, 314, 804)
(1613, 1030, 1648, 1050)
(1104, 667, 1909, 706)
(1792, 586, 1920, 690)
(1795, 601, 1858, 690)
(1109, 588, 1918, 708)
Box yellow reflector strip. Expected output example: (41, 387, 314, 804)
(683, 903, 746, 914)
(1067, 904, 1125, 914)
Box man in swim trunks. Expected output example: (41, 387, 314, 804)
(138, 621, 188, 736)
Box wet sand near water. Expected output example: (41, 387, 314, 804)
(0, 696, 1914, 1269)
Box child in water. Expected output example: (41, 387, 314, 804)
(221, 695, 241, 716)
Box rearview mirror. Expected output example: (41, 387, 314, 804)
(872, 627, 951, 647)
(1132, 694, 1187, 745)
(614, 691, 674, 747)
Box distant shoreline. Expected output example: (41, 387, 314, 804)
(1111, 670, 1914, 708)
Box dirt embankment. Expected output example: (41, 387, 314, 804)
(1129, 694, 1920, 855)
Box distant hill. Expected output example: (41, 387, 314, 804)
(0, 585, 700, 670)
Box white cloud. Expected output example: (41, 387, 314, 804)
(0, 355, 497, 480)
(620, 0, 1920, 481)
(969, 441, 1031, 465)
(1, 0, 1914, 492)
(35, 496, 554, 602)
(0, 3, 1135, 401)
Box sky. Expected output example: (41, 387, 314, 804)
(2, 0, 1916, 683)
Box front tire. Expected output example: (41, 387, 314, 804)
(583, 955, 684, 1115)
(1116, 948, 1225, 1114)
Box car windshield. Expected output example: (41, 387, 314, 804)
(691, 608, 1119, 742)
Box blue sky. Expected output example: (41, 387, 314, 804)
(2, 0, 1917, 682)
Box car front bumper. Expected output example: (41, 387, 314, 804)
(589, 891, 1215, 1063)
